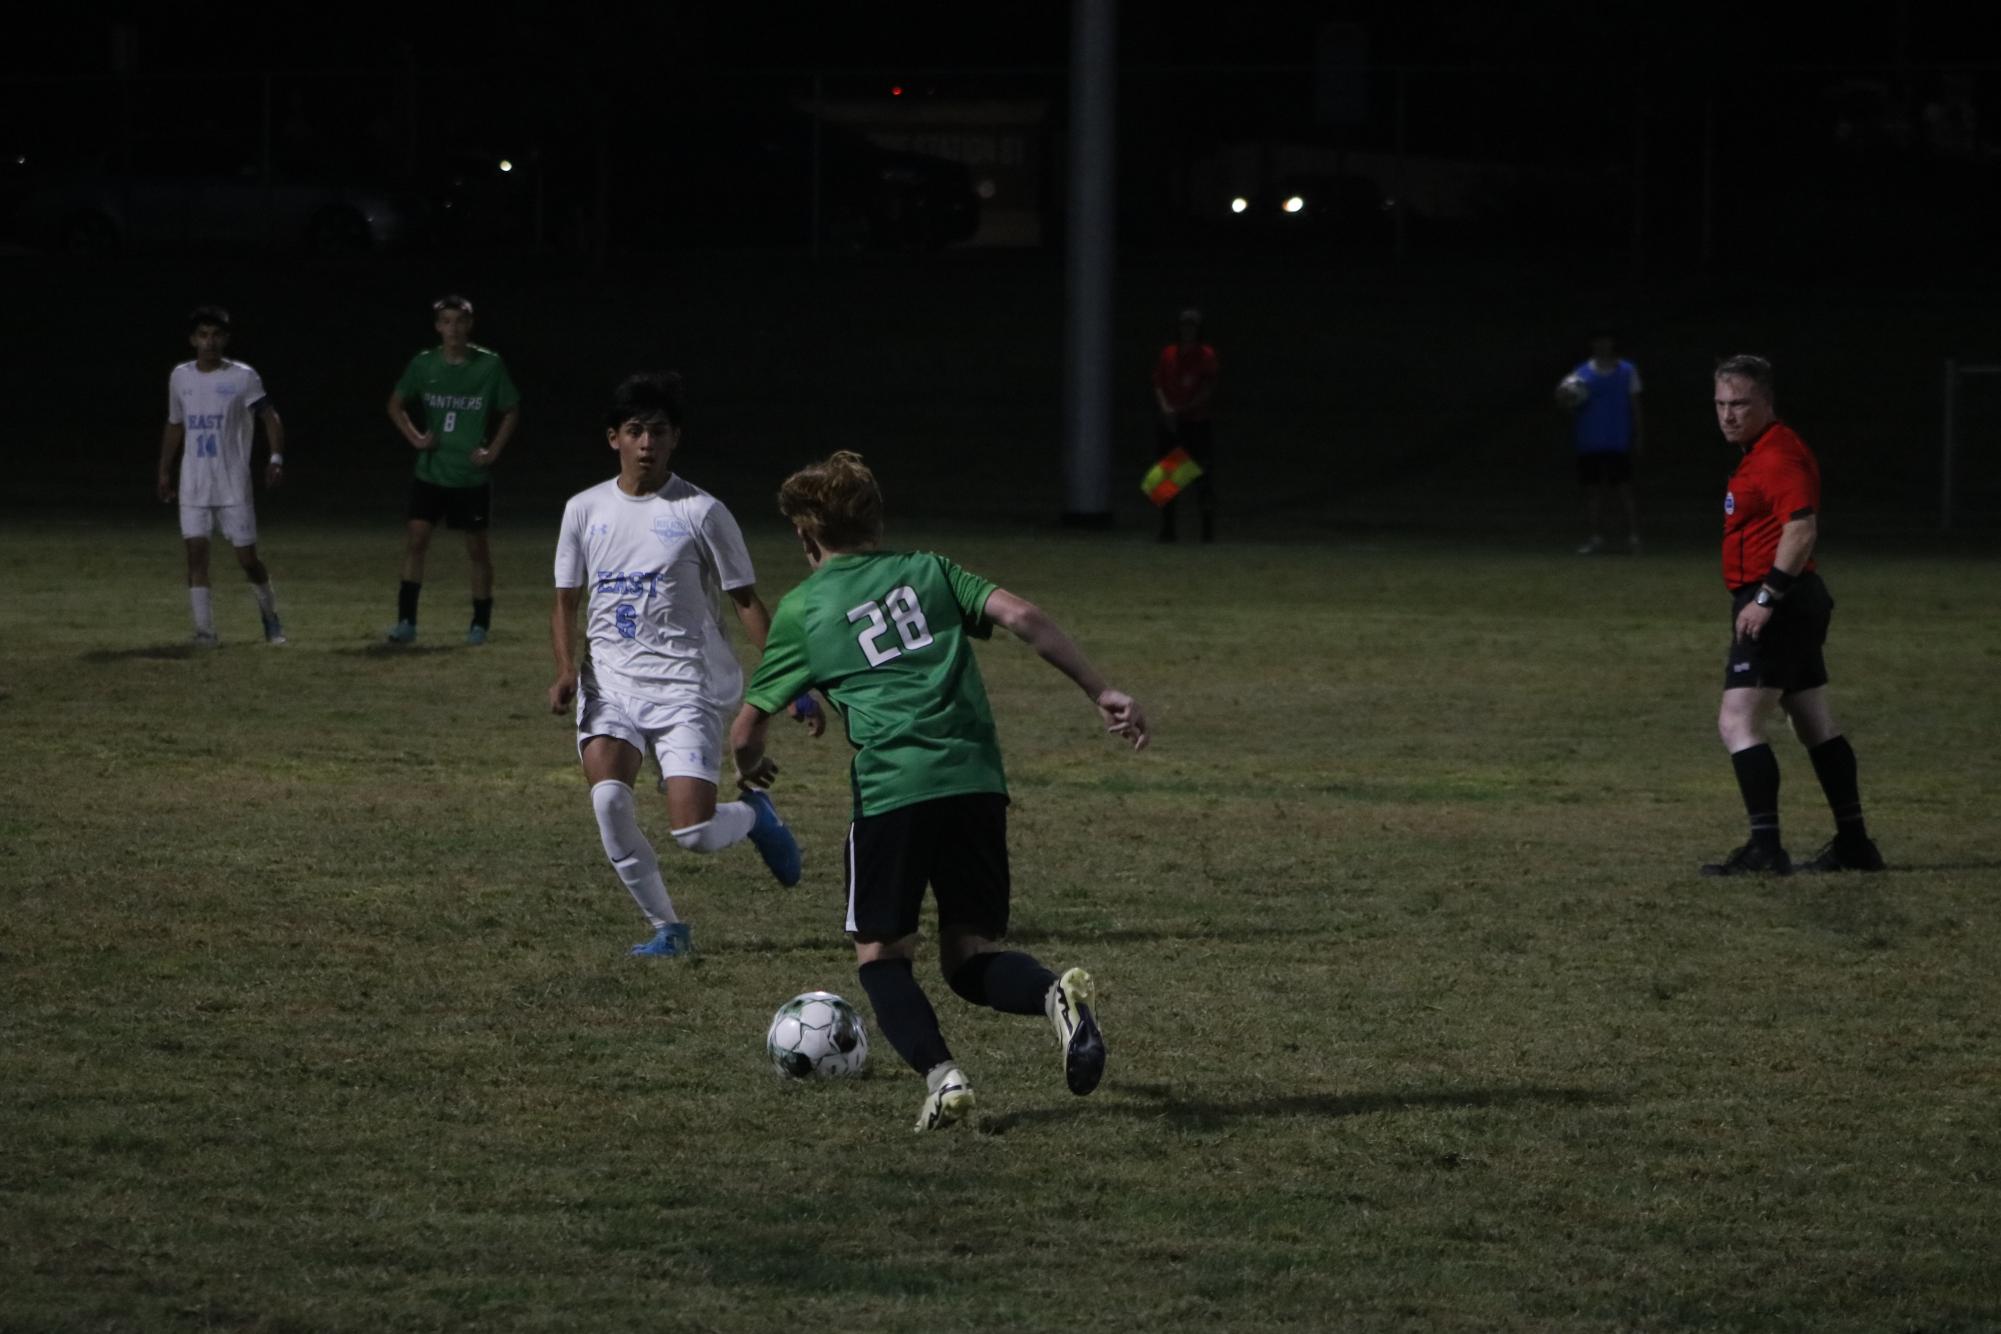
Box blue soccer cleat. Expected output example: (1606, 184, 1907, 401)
(741, 789, 802, 887)
(631, 922, 693, 958)
(465, 624, 489, 647)
(386, 620, 417, 644)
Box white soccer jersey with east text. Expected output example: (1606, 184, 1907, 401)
(553, 475, 757, 705)
(168, 359, 268, 507)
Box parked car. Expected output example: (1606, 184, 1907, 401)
(1221, 172, 1395, 245)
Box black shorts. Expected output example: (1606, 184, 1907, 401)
(408, 479, 492, 532)
(1576, 450, 1633, 485)
(1724, 572, 1834, 694)
(844, 793, 1010, 941)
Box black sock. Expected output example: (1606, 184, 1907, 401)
(948, 951, 1058, 1016)
(472, 598, 494, 630)
(1729, 743, 1783, 849)
(857, 958, 952, 1075)
(1807, 735, 1868, 840)
(398, 580, 421, 624)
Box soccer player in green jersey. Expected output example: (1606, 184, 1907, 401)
(385, 294, 521, 645)
(732, 451, 1150, 1131)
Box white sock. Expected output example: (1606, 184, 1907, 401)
(250, 581, 277, 616)
(670, 800, 757, 854)
(590, 780, 677, 928)
(189, 586, 214, 634)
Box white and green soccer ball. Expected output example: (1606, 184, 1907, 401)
(1556, 373, 1591, 408)
(766, 991, 869, 1080)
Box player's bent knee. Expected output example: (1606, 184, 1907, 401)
(669, 820, 730, 854)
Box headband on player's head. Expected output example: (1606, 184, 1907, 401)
(433, 294, 474, 316)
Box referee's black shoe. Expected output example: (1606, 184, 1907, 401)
(1799, 835, 1886, 874)
(1701, 842, 1792, 876)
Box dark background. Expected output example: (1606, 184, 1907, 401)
(6, 2, 2001, 544)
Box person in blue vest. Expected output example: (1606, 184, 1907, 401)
(1558, 329, 1645, 554)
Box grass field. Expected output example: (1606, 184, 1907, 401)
(3, 515, 1999, 1332)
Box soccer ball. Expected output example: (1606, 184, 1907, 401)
(1556, 373, 1591, 408)
(766, 991, 870, 1080)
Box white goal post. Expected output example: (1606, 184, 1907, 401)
(1941, 359, 2001, 530)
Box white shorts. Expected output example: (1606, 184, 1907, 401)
(180, 502, 258, 547)
(576, 678, 732, 787)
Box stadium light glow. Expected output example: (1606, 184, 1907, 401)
(498, 159, 513, 173)
(1230, 197, 1248, 214)
(1283, 195, 1305, 214)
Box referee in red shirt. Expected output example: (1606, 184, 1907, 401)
(1704, 355, 1883, 876)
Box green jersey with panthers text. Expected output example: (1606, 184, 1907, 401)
(394, 345, 520, 488)
(745, 550, 1007, 817)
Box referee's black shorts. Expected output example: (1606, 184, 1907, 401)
(1724, 571, 1834, 694)
(844, 793, 1010, 941)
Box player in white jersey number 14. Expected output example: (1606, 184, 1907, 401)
(156, 305, 288, 647)
(547, 372, 820, 959)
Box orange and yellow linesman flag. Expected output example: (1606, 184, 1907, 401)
(1141, 447, 1204, 506)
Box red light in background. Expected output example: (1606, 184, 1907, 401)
(890, 85, 903, 96)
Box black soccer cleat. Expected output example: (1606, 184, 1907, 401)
(1701, 842, 1793, 877)
(1046, 968, 1107, 1096)
(1798, 836, 1886, 874)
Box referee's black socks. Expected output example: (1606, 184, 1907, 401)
(858, 958, 953, 1075)
(472, 598, 494, 630)
(398, 580, 421, 625)
(1730, 743, 1784, 850)
(1807, 734, 1869, 840)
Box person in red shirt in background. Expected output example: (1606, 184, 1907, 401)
(1151, 307, 1220, 543)
(1704, 355, 1884, 876)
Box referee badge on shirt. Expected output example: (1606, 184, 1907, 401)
(1724, 491, 1736, 515)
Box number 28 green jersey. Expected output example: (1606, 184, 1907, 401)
(744, 551, 1007, 818)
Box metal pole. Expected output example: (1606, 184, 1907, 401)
(1941, 358, 1957, 531)
(1062, 0, 1117, 525)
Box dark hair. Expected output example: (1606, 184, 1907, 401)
(432, 293, 474, 316)
(1714, 354, 1775, 394)
(605, 371, 688, 431)
(778, 451, 884, 549)
(187, 304, 232, 333)
(1589, 326, 1618, 344)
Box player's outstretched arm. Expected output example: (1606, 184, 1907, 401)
(157, 422, 184, 503)
(730, 703, 781, 789)
(984, 589, 1149, 750)
(548, 586, 583, 713)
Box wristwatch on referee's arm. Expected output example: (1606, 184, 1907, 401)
(1754, 568, 1795, 608)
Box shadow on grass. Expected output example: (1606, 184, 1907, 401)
(80, 644, 203, 662)
(978, 1081, 1620, 1135)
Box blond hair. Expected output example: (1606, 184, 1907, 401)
(777, 451, 884, 550)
